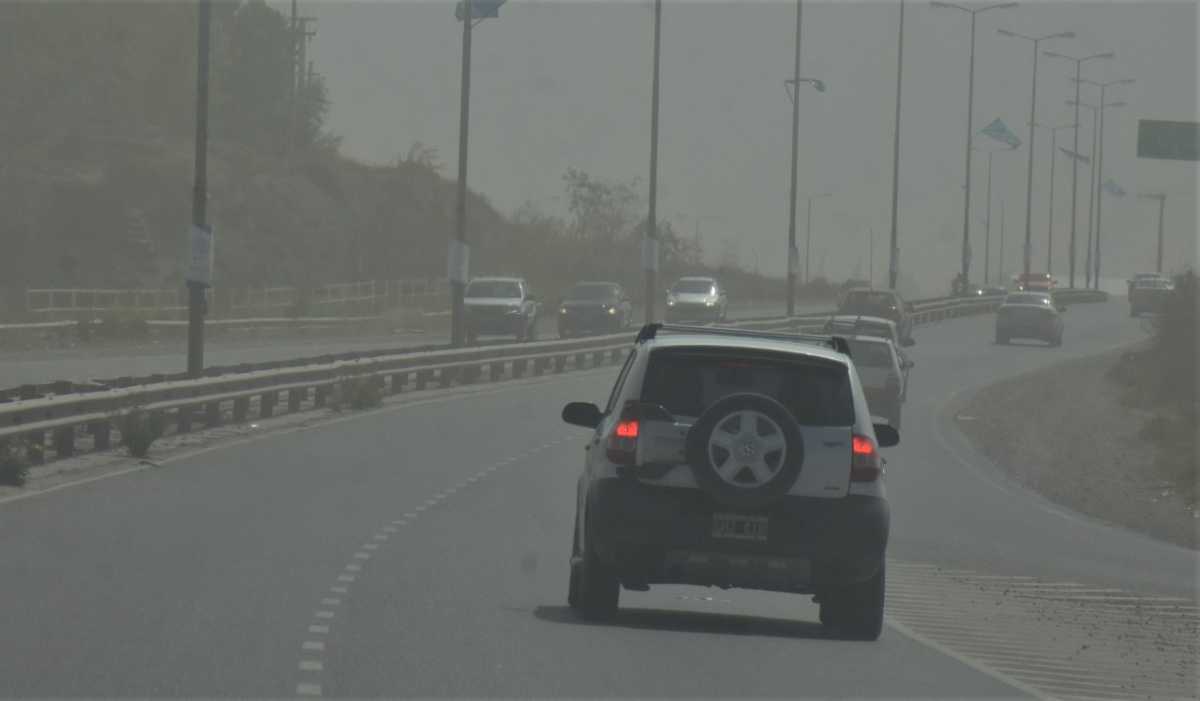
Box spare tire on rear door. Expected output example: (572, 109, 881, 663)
(685, 393, 805, 510)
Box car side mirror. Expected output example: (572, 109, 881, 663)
(874, 423, 900, 448)
(1057, 305, 1067, 313)
(902, 359, 915, 369)
(562, 402, 602, 429)
(901, 337, 916, 348)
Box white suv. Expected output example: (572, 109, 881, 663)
(561, 324, 897, 640)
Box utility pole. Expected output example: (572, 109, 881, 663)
(786, 0, 803, 316)
(1093, 98, 1106, 290)
(450, 0, 474, 345)
(644, 0, 663, 323)
(888, 0, 905, 290)
(186, 0, 212, 377)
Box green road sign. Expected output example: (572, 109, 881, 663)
(1137, 119, 1199, 161)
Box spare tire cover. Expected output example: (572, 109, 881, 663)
(685, 393, 805, 510)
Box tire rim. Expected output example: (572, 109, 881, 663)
(706, 410, 787, 488)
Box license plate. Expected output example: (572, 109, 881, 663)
(712, 513, 768, 542)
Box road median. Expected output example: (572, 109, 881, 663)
(956, 345, 1197, 549)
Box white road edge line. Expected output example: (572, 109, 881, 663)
(885, 617, 1053, 701)
(296, 682, 322, 696)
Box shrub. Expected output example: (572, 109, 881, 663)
(0, 441, 31, 486)
(119, 410, 164, 458)
(332, 375, 382, 411)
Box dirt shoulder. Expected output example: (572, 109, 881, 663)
(956, 346, 1198, 550)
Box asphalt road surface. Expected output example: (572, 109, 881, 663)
(0, 298, 1194, 698)
(0, 300, 817, 388)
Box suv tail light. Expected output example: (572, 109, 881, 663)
(850, 433, 881, 482)
(607, 418, 639, 465)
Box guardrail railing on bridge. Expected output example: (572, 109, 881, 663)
(0, 290, 1108, 468)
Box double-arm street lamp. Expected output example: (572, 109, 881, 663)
(931, 1, 1018, 286)
(996, 28, 1074, 277)
(1043, 49, 1114, 287)
(785, 13, 827, 318)
(1074, 77, 1133, 289)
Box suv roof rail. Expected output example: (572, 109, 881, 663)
(636, 323, 851, 356)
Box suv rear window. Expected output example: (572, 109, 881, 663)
(640, 349, 854, 426)
(846, 340, 894, 368)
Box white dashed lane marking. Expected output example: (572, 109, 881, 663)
(290, 439, 569, 698)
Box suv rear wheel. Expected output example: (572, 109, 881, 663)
(569, 518, 619, 620)
(819, 564, 885, 641)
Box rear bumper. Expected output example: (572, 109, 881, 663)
(665, 304, 720, 321)
(466, 313, 525, 334)
(559, 314, 618, 334)
(996, 319, 1057, 339)
(586, 478, 889, 592)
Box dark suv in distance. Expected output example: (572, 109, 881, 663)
(561, 324, 898, 640)
(557, 282, 633, 338)
(837, 288, 913, 343)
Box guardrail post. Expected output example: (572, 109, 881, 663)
(460, 365, 480, 384)
(233, 397, 249, 422)
(389, 372, 406, 394)
(26, 433, 45, 465)
(315, 385, 330, 407)
(288, 388, 305, 413)
(533, 358, 546, 376)
(260, 391, 277, 418)
(512, 359, 526, 378)
(490, 361, 505, 382)
(52, 426, 75, 458)
(592, 351, 604, 367)
(416, 369, 430, 391)
(575, 352, 586, 369)
(554, 355, 566, 373)
(177, 406, 193, 433)
(610, 348, 622, 363)
(439, 368, 454, 389)
(88, 420, 111, 450)
(205, 401, 221, 427)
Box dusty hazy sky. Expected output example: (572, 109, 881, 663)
(298, 0, 1198, 291)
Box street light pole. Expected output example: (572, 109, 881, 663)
(786, 0, 803, 316)
(985, 150, 993, 285)
(888, 0, 905, 290)
(1139, 193, 1167, 272)
(1040, 123, 1073, 273)
(450, 0, 474, 346)
(1077, 78, 1133, 290)
(998, 29, 1073, 277)
(1044, 50, 1114, 287)
(645, 0, 663, 323)
(803, 192, 831, 285)
(187, 0, 212, 378)
(932, 1, 1017, 287)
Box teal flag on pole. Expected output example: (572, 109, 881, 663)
(1102, 178, 1126, 197)
(980, 118, 1022, 149)
(1059, 146, 1090, 163)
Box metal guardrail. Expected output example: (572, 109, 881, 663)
(0, 290, 1109, 467)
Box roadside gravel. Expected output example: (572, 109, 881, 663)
(956, 346, 1198, 549)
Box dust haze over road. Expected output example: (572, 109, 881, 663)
(0, 1, 1197, 699)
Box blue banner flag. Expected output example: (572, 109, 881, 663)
(980, 118, 1022, 149)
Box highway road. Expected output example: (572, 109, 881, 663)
(0, 297, 1194, 698)
(0, 300, 817, 389)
